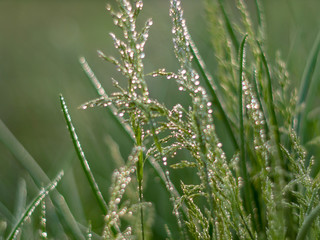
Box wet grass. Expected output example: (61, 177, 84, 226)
(1, 0, 320, 239)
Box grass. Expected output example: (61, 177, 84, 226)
(1, 0, 320, 239)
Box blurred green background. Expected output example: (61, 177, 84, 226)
(1, 0, 320, 238)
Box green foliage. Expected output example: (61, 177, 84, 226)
(2, 0, 320, 239)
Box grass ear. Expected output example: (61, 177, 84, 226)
(3, 0, 320, 239)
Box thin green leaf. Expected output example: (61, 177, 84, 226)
(254, 0, 263, 29)
(296, 204, 320, 240)
(217, 0, 239, 51)
(7, 171, 64, 240)
(305, 190, 317, 216)
(239, 34, 248, 180)
(257, 41, 284, 164)
(295, 31, 320, 138)
(13, 179, 27, 220)
(238, 34, 255, 240)
(189, 38, 239, 150)
(59, 94, 108, 215)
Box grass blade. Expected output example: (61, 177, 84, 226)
(238, 34, 255, 239)
(239, 34, 249, 185)
(217, 0, 239, 51)
(0, 119, 84, 239)
(294, 31, 320, 138)
(6, 171, 64, 240)
(296, 204, 320, 240)
(188, 38, 239, 150)
(13, 179, 27, 221)
(254, 0, 263, 29)
(257, 41, 284, 164)
(59, 94, 108, 215)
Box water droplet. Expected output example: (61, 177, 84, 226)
(147, 19, 153, 26)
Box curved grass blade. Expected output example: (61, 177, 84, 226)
(257, 41, 284, 164)
(305, 190, 317, 216)
(239, 34, 249, 184)
(188, 38, 239, 150)
(0, 119, 84, 239)
(294, 31, 320, 138)
(217, 0, 239, 51)
(238, 34, 255, 240)
(7, 171, 64, 240)
(131, 116, 145, 240)
(14, 179, 27, 221)
(59, 94, 108, 215)
(254, 0, 263, 29)
(296, 204, 320, 240)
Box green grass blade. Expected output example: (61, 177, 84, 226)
(295, 31, 320, 137)
(254, 0, 262, 29)
(238, 34, 255, 239)
(239, 34, 248, 178)
(296, 204, 320, 240)
(131, 117, 145, 240)
(6, 171, 64, 240)
(257, 41, 284, 164)
(59, 94, 108, 215)
(13, 179, 27, 220)
(306, 190, 317, 216)
(189, 38, 239, 150)
(217, 0, 239, 51)
(0, 119, 84, 239)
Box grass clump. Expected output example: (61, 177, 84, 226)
(2, 0, 320, 239)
